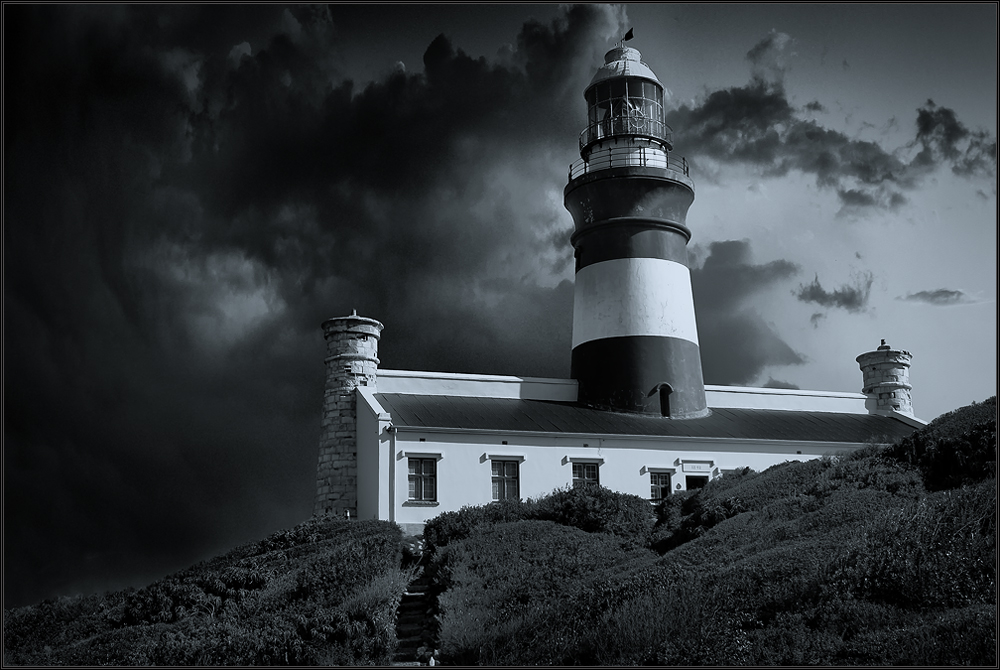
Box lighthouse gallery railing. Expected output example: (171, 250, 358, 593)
(569, 146, 689, 181)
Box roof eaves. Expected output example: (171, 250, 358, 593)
(388, 423, 871, 449)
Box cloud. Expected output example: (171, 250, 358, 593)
(762, 377, 801, 390)
(897, 289, 977, 306)
(667, 37, 996, 215)
(691, 240, 804, 385)
(746, 29, 793, 85)
(912, 100, 998, 178)
(794, 272, 874, 312)
(2, 3, 621, 608)
(5, 7, 986, 611)
(810, 312, 827, 328)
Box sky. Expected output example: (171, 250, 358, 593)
(3, 4, 996, 609)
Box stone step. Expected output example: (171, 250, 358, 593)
(404, 586, 430, 596)
(394, 562, 434, 667)
(396, 612, 430, 626)
(397, 623, 426, 636)
(399, 597, 428, 606)
(397, 600, 431, 613)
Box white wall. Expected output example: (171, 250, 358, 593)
(377, 369, 874, 413)
(388, 428, 861, 526)
(704, 385, 868, 413)
(356, 388, 392, 521)
(378, 369, 578, 400)
(360, 372, 883, 529)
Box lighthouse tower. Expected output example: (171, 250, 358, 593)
(564, 41, 708, 418)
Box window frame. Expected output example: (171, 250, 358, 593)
(490, 459, 520, 502)
(572, 461, 600, 488)
(650, 471, 672, 502)
(407, 457, 437, 502)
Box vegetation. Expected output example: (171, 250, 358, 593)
(428, 397, 997, 665)
(423, 484, 654, 550)
(5, 397, 995, 665)
(3, 517, 412, 665)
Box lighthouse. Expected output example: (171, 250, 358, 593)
(564, 40, 708, 418)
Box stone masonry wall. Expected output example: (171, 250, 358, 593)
(856, 340, 913, 416)
(314, 312, 383, 517)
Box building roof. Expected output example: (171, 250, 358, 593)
(588, 47, 662, 88)
(375, 393, 918, 443)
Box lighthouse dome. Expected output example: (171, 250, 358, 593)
(588, 46, 662, 87)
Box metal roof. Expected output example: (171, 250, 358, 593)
(374, 393, 918, 444)
(588, 47, 662, 88)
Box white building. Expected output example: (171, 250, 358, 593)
(313, 41, 924, 532)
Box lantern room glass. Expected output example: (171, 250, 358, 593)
(584, 77, 664, 145)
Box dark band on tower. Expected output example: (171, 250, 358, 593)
(564, 41, 709, 419)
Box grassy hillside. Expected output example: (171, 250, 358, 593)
(424, 397, 996, 665)
(4, 397, 995, 666)
(4, 518, 412, 665)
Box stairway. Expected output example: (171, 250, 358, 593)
(392, 543, 436, 666)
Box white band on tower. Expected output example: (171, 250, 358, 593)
(571, 257, 700, 348)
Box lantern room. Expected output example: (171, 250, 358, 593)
(580, 46, 672, 154)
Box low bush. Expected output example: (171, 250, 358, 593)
(530, 485, 654, 544)
(837, 603, 997, 665)
(829, 478, 996, 609)
(424, 485, 655, 552)
(698, 458, 831, 511)
(433, 520, 660, 665)
(422, 497, 528, 550)
(884, 395, 997, 491)
(807, 450, 924, 498)
(3, 517, 410, 666)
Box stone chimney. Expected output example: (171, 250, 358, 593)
(314, 310, 383, 517)
(856, 339, 913, 416)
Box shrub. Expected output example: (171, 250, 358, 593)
(807, 450, 924, 498)
(829, 478, 996, 609)
(422, 497, 528, 550)
(424, 486, 656, 553)
(530, 485, 654, 543)
(433, 520, 659, 665)
(652, 488, 748, 553)
(3, 518, 409, 666)
(839, 603, 996, 665)
(884, 396, 997, 491)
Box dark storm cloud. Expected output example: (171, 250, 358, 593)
(690, 240, 805, 385)
(897, 289, 975, 306)
(795, 272, 874, 312)
(3, 3, 622, 608)
(913, 99, 998, 178)
(668, 34, 996, 215)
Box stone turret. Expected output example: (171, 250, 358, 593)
(314, 310, 383, 517)
(856, 339, 913, 417)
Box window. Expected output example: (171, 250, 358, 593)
(572, 462, 600, 488)
(491, 460, 519, 501)
(650, 472, 672, 502)
(686, 475, 709, 490)
(408, 458, 436, 501)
